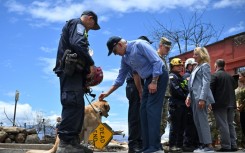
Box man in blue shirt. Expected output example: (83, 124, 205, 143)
(99, 36, 168, 153)
(123, 36, 152, 153)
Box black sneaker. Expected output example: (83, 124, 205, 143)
(230, 147, 238, 152)
(182, 145, 195, 152)
(216, 148, 231, 152)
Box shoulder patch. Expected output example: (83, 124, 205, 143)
(169, 75, 174, 79)
(77, 24, 85, 35)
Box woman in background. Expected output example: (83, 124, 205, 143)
(236, 70, 245, 149)
(185, 47, 215, 152)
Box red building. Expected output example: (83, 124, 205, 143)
(174, 32, 245, 75)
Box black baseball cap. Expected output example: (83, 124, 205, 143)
(107, 36, 122, 56)
(81, 10, 100, 30)
(138, 36, 153, 44)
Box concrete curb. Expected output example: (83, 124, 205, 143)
(0, 143, 128, 153)
(0, 148, 29, 153)
(0, 143, 53, 150)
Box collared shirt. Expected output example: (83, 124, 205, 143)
(54, 18, 94, 76)
(113, 40, 163, 86)
(158, 53, 169, 72)
(158, 53, 171, 97)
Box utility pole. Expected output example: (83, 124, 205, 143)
(42, 118, 46, 137)
(13, 90, 19, 127)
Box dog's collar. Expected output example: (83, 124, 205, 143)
(94, 106, 102, 116)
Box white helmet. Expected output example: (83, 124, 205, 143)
(185, 58, 197, 69)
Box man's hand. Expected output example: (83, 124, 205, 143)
(148, 83, 157, 94)
(185, 97, 191, 107)
(99, 92, 108, 101)
(132, 73, 143, 100)
(198, 100, 206, 109)
(208, 104, 212, 112)
(138, 90, 143, 100)
(237, 104, 244, 112)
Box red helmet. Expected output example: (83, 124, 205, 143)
(85, 66, 103, 87)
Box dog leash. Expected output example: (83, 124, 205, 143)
(84, 88, 102, 115)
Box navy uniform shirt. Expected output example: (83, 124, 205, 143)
(169, 72, 188, 105)
(54, 18, 94, 91)
(183, 69, 191, 80)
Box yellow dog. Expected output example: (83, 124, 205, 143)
(26, 100, 110, 153)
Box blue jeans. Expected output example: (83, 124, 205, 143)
(140, 68, 168, 152)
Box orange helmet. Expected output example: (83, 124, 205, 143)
(85, 66, 103, 87)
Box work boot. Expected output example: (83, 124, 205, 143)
(80, 145, 93, 153)
(56, 144, 85, 153)
(57, 139, 85, 153)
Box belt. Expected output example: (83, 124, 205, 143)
(126, 79, 134, 84)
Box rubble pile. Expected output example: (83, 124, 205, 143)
(0, 126, 45, 144)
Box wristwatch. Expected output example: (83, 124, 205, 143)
(151, 79, 157, 84)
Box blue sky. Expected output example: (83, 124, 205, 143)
(0, 0, 244, 136)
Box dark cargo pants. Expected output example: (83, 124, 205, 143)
(126, 80, 142, 150)
(58, 90, 85, 143)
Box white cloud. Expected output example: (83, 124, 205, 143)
(29, 22, 50, 28)
(28, 2, 85, 22)
(227, 21, 244, 34)
(103, 119, 128, 136)
(0, 100, 54, 126)
(99, 15, 110, 22)
(103, 68, 119, 81)
(4, 91, 16, 97)
(37, 58, 118, 87)
(94, 0, 209, 12)
(213, 0, 245, 9)
(40, 46, 56, 53)
(38, 57, 58, 84)
(39, 57, 56, 75)
(4, 0, 211, 25)
(112, 92, 128, 103)
(0, 99, 128, 136)
(5, 0, 25, 14)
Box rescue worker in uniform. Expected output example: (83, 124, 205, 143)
(53, 10, 100, 153)
(157, 37, 172, 138)
(183, 58, 197, 80)
(236, 70, 245, 149)
(168, 58, 189, 152)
